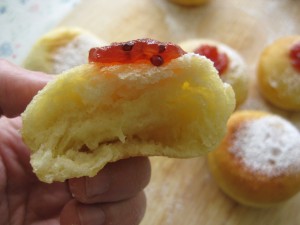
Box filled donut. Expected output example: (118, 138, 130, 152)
(257, 36, 300, 111)
(22, 39, 235, 183)
(23, 27, 106, 74)
(208, 110, 300, 207)
(180, 39, 248, 107)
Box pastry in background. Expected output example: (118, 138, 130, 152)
(22, 39, 235, 183)
(180, 39, 248, 107)
(208, 110, 300, 207)
(167, 0, 210, 6)
(257, 36, 300, 111)
(23, 27, 106, 74)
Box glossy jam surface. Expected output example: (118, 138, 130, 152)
(89, 38, 186, 66)
(194, 45, 229, 75)
(289, 41, 300, 73)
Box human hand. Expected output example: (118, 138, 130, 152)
(0, 59, 151, 225)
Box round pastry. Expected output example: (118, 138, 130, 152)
(208, 110, 300, 207)
(180, 39, 248, 107)
(23, 27, 106, 74)
(22, 39, 235, 183)
(257, 36, 300, 111)
(167, 0, 210, 6)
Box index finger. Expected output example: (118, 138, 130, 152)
(0, 60, 52, 118)
(68, 157, 151, 204)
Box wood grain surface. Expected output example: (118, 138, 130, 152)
(59, 0, 300, 224)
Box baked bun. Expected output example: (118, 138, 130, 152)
(257, 36, 300, 111)
(22, 39, 235, 183)
(180, 39, 248, 107)
(208, 110, 300, 207)
(167, 0, 209, 6)
(23, 27, 106, 74)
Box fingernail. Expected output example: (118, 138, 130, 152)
(78, 205, 105, 225)
(85, 171, 110, 197)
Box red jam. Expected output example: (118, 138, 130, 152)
(89, 38, 186, 66)
(289, 41, 300, 73)
(194, 45, 229, 75)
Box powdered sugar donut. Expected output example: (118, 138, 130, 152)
(23, 27, 106, 74)
(257, 36, 300, 111)
(180, 39, 248, 107)
(208, 110, 300, 207)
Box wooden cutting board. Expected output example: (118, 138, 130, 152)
(59, 0, 300, 224)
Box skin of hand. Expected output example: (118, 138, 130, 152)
(0, 59, 151, 225)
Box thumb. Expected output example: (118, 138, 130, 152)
(0, 59, 52, 118)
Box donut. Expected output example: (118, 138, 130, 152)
(167, 0, 210, 6)
(257, 36, 300, 111)
(207, 110, 300, 207)
(21, 39, 235, 183)
(23, 27, 106, 74)
(180, 39, 248, 107)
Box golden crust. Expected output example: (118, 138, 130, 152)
(257, 36, 300, 111)
(208, 110, 300, 207)
(22, 53, 235, 183)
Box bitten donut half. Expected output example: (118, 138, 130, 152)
(22, 39, 235, 183)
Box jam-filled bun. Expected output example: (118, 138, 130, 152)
(23, 27, 106, 74)
(180, 39, 248, 107)
(167, 0, 210, 6)
(22, 39, 235, 183)
(208, 110, 300, 207)
(257, 36, 300, 111)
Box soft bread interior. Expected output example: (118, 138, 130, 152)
(22, 53, 235, 183)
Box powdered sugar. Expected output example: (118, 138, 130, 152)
(229, 115, 300, 177)
(52, 33, 105, 74)
(268, 66, 300, 102)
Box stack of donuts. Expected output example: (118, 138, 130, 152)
(181, 34, 300, 207)
(161, 0, 300, 206)
(181, 35, 300, 207)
